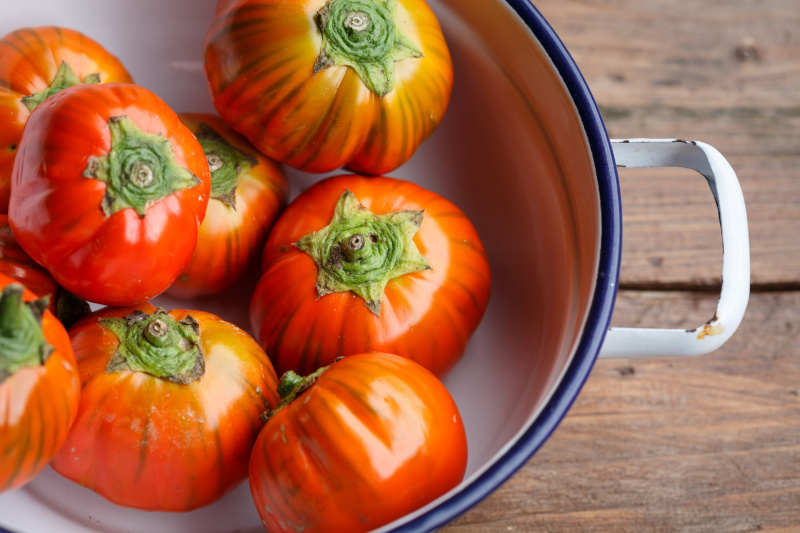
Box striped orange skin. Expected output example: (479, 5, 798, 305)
(0, 26, 133, 95)
(0, 89, 28, 212)
(0, 273, 81, 495)
(0, 26, 133, 213)
(249, 352, 468, 533)
(249, 175, 491, 378)
(8, 83, 211, 307)
(203, 0, 453, 175)
(50, 303, 281, 512)
(166, 113, 287, 299)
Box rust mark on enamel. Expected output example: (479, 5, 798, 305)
(697, 322, 725, 339)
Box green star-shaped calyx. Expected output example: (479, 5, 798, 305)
(314, 0, 424, 97)
(22, 60, 101, 112)
(100, 308, 205, 384)
(194, 122, 258, 209)
(295, 189, 431, 316)
(83, 115, 201, 218)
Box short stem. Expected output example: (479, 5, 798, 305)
(0, 285, 23, 334)
(144, 319, 170, 347)
(343, 233, 365, 261)
(0, 284, 52, 384)
(130, 161, 155, 188)
(345, 11, 370, 33)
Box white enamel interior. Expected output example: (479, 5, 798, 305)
(0, 1, 603, 531)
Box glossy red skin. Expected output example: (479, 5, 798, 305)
(166, 112, 287, 299)
(50, 303, 281, 512)
(8, 83, 211, 307)
(250, 174, 491, 378)
(203, 0, 453, 175)
(0, 272, 80, 494)
(0, 26, 134, 213)
(249, 352, 468, 533)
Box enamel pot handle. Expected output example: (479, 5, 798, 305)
(599, 139, 750, 358)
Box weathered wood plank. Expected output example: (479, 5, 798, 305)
(527, 0, 800, 288)
(442, 290, 800, 532)
(531, 0, 800, 109)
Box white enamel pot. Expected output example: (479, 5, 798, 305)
(0, 0, 750, 532)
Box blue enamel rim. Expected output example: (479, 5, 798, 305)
(391, 1, 622, 532)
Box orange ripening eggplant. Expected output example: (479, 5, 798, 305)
(249, 352, 468, 533)
(0, 273, 80, 495)
(250, 174, 491, 378)
(203, 0, 453, 175)
(50, 303, 281, 512)
(0, 26, 133, 212)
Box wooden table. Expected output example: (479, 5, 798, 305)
(442, 1, 800, 531)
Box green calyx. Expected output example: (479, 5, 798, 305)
(21, 60, 101, 112)
(261, 363, 336, 422)
(314, 0, 423, 96)
(84, 115, 201, 218)
(295, 189, 430, 317)
(100, 308, 205, 384)
(0, 284, 52, 384)
(194, 122, 258, 209)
